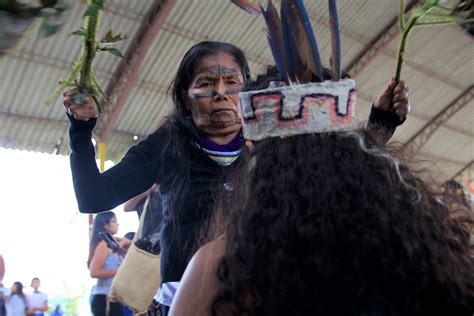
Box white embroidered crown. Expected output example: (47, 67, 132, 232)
(232, 0, 357, 140)
(239, 79, 356, 141)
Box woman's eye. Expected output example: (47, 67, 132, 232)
(198, 82, 212, 88)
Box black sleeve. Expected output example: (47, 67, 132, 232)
(68, 113, 162, 213)
(367, 105, 406, 142)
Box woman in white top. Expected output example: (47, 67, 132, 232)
(6, 282, 27, 316)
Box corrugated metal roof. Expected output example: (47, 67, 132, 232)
(0, 0, 472, 185)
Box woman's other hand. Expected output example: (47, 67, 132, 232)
(374, 78, 410, 119)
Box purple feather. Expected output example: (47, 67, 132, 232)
(261, 1, 291, 83)
(230, 0, 262, 17)
(328, 0, 341, 80)
(280, 0, 294, 81)
(293, 0, 324, 81)
(281, 0, 310, 83)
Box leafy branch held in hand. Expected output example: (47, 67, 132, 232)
(45, 0, 126, 112)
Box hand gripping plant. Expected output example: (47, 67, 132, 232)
(45, 0, 125, 111)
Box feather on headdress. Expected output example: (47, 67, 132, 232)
(232, 0, 342, 83)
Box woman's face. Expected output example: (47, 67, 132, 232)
(186, 52, 245, 137)
(11, 283, 17, 292)
(104, 216, 119, 235)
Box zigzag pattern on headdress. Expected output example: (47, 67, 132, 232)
(240, 79, 356, 140)
(232, 0, 356, 139)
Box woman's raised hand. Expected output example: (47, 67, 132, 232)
(63, 88, 99, 121)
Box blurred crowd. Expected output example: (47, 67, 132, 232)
(0, 274, 52, 316)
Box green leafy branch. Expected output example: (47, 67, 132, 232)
(396, 0, 474, 82)
(45, 0, 126, 111)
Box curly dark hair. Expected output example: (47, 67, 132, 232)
(209, 130, 474, 315)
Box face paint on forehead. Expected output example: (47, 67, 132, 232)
(196, 65, 242, 76)
(189, 88, 242, 100)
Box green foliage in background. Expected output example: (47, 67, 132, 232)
(0, 0, 70, 54)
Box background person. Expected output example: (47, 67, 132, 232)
(88, 211, 124, 316)
(123, 184, 161, 219)
(0, 254, 6, 316)
(0, 255, 4, 283)
(6, 281, 28, 316)
(437, 180, 474, 256)
(26, 278, 47, 316)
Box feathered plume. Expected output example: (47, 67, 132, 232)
(281, 0, 308, 82)
(231, 0, 262, 16)
(261, 0, 291, 83)
(291, 0, 324, 82)
(231, 0, 341, 84)
(328, 0, 341, 80)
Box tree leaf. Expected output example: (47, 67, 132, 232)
(101, 47, 124, 58)
(425, 0, 441, 7)
(71, 27, 87, 37)
(100, 29, 127, 43)
(83, 0, 104, 18)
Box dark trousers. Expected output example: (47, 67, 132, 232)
(91, 294, 124, 316)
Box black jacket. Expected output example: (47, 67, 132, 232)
(68, 114, 239, 282)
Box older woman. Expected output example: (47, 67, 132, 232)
(63, 41, 409, 315)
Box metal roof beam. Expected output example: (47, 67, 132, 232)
(452, 160, 473, 180)
(98, 0, 176, 142)
(356, 91, 472, 138)
(345, 0, 420, 78)
(404, 86, 474, 156)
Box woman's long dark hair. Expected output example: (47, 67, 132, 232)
(210, 130, 474, 315)
(11, 282, 24, 298)
(11, 281, 27, 306)
(88, 211, 116, 267)
(151, 41, 250, 216)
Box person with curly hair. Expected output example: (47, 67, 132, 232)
(169, 70, 474, 316)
